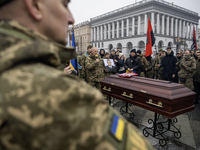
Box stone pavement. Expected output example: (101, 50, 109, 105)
(107, 98, 200, 150)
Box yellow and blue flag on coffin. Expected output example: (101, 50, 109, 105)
(111, 115, 125, 141)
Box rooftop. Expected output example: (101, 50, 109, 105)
(91, 0, 199, 21)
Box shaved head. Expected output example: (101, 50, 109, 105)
(0, 0, 74, 45)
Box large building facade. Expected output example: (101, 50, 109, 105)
(90, 0, 200, 57)
(74, 21, 91, 54)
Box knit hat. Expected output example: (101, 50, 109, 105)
(130, 49, 136, 53)
(119, 53, 124, 58)
(137, 50, 141, 54)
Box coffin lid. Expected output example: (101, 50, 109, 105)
(101, 75, 195, 100)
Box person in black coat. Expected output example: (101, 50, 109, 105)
(124, 49, 142, 75)
(158, 47, 177, 82)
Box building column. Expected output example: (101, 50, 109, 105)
(166, 16, 169, 35)
(144, 13, 148, 34)
(108, 23, 111, 39)
(175, 19, 178, 37)
(94, 27, 96, 41)
(182, 21, 186, 38)
(186, 22, 189, 39)
(127, 18, 129, 37)
(179, 20, 182, 37)
(171, 17, 174, 36)
(104, 24, 107, 40)
(162, 14, 165, 35)
(117, 21, 119, 38)
(91, 28, 93, 41)
(196, 24, 198, 40)
(112, 22, 115, 38)
(97, 26, 100, 41)
(121, 20, 124, 37)
(132, 17, 135, 36)
(157, 13, 160, 34)
(138, 15, 141, 35)
(100, 26, 103, 40)
(151, 12, 155, 32)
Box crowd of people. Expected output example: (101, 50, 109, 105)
(77, 45, 200, 104)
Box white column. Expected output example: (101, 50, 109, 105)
(171, 17, 174, 36)
(108, 23, 111, 39)
(117, 21, 119, 38)
(100, 26, 103, 40)
(127, 18, 129, 37)
(151, 12, 155, 32)
(196, 24, 198, 40)
(104, 24, 107, 40)
(166, 16, 169, 35)
(97, 26, 99, 41)
(144, 14, 148, 34)
(91, 28, 93, 41)
(179, 20, 182, 37)
(138, 15, 141, 35)
(157, 13, 160, 34)
(175, 19, 178, 37)
(182, 21, 186, 38)
(94, 27, 96, 41)
(189, 23, 192, 39)
(121, 20, 124, 37)
(186, 22, 189, 39)
(162, 14, 165, 35)
(132, 17, 135, 36)
(112, 22, 115, 38)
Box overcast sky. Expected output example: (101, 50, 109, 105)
(69, 0, 200, 26)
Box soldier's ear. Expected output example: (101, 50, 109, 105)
(24, 0, 42, 21)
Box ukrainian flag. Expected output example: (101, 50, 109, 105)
(70, 27, 80, 75)
(111, 115, 125, 141)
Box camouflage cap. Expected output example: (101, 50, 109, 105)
(159, 49, 164, 52)
(0, 0, 12, 7)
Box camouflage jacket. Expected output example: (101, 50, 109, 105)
(138, 54, 148, 72)
(85, 54, 104, 82)
(79, 51, 90, 79)
(0, 20, 154, 150)
(178, 55, 196, 78)
(194, 58, 200, 82)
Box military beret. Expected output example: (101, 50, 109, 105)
(159, 49, 164, 52)
(0, 0, 12, 7)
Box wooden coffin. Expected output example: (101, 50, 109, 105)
(100, 75, 195, 119)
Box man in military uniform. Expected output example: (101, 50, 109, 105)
(137, 50, 148, 77)
(177, 50, 196, 90)
(79, 45, 93, 80)
(194, 50, 200, 104)
(85, 47, 104, 89)
(142, 50, 155, 78)
(154, 49, 163, 79)
(0, 0, 154, 150)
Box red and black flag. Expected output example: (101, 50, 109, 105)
(191, 27, 197, 50)
(146, 18, 155, 57)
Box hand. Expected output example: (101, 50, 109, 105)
(63, 66, 72, 75)
(145, 68, 148, 71)
(114, 59, 118, 62)
(172, 74, 175, 78)
(157, 64, 160, 67)
(128, 68, 131, 72)
(130, 69, 133, 72)
(96, 58, 99, 63)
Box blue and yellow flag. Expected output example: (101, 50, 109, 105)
(70, 29, 78, 75)
(111, 115, 125, 141)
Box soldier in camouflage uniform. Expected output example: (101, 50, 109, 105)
(137, 50, 148, 77)
(154, 49, 163, 79)
(143, 51, 155, 78)
(85, 47, 104, 89)
(79, 45, 93, 80)
(157, 50, 165, 80)
(177, 50, 196, 90)
(0, 0, 154, 150)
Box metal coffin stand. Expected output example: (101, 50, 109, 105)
(100, 75, 195, 147)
